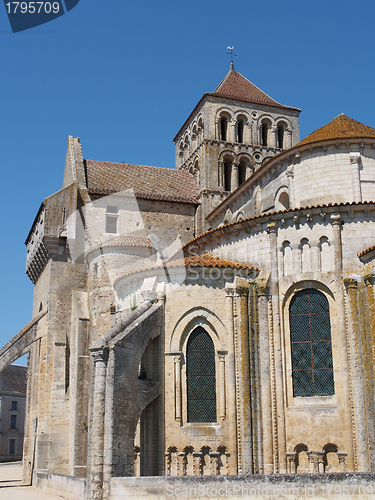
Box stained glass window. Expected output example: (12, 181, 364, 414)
(186, 327, 217, 422)
(289, 289, 334, 397)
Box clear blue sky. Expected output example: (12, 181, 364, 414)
(1, 0, 375, 361)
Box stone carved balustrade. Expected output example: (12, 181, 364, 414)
(164, 446, 229, 476)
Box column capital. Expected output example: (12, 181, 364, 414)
(255, 279, 269, 297)
(344, 277, 358, 289)
(350, 152, 361, 164)
(286, 165, 294, 178)
(90, 347, 108, 364)
(267, 221, 277, 234)
(364, 274, 375, 286)
(330, 213, 341, 226)
(235, 277, 250, 296)
(232, 161, 239, 169)
(173, 352, 182, 364)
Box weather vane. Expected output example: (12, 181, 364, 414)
(227, 46, 237, 64)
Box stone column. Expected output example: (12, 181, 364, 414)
(231, 120, 236, 143)
(134, 447, 140, 476)
(193, 452, 202, 475)
(286, 166, 294, 208)
(177, 452, 186, 476)
(234, 279, 253, 474)
(270, 126, 277, 148)
(344, 278, 370, 471)
(350, 153, 362, 203)
(209, 452, 220, 475)
(257, 124, 262, 145)
(225, 285, 238, 473)
(286, 452, 297, 473)
(165, 452, 171, 476)
(89, 348, 109, 500)
(365, 274, 375, 396)
(256, 281, 273, 473)
(218, 160, 224, 188)
(307, 452, 322, 473)
(246, 164, 254, 180)
(218, 352, 227, 420)
(286, 129, 292, 148)
(338, 452, 347, 472)
(331, 214, 342, 273)
(267, 222, 287, 473)
(198, 127, 203, 144)
(216, 119, 220, 140)
(330, 213, 356, 470)
(231, 161, 239, 192)
(245, 122, 252, 144)
(174, 353, 182, 424)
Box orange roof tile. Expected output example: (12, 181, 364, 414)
(114, 253, 258, 284)
(100, 235, 155, 249)
(85, 160, 200, 204)
(297, 114, 375, 147)
(183, 201, 375, 253)
(358, 245, 375, 258)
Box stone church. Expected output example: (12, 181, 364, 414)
(1, 63, 375, 499)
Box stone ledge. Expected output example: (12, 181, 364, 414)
(110, 473, 375, 499)
(34, 471, 86, 500)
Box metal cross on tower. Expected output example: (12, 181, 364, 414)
(227, 46, 236, 67)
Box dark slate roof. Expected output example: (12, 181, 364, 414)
(0, 365, 27, 393)
(85, 160, 200, 205)
(297, 114, 375, 147)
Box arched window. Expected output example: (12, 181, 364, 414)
(220, 117, 228, 141)
(289, 289, 334, 397)
(260, 122, 269, 146)
(237, 119, 244, 143)
(186, 327, 216, 422)
(238, 159, 247, 186)
(224, 158, 232, 191)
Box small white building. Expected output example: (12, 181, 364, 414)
(0, 365, 27, 462)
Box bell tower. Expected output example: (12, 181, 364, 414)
(173, 63, 301, 234)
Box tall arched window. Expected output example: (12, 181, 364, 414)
(186, 327, 216, 422)
(237, 119, 244, 143)
(220, 117, 228, 141)
(260, 122, 269, 146)
(289, 289, 334, 397)
(224, 159, 232, 191)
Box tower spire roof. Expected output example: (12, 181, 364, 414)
(213, 68, 291, 109)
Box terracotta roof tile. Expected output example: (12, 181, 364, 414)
(297, 114, 375, 147)
(100, 235, 155, 249)
(212, 68, 296, 110)
(358, 245, 375, 258)
(85, 160, 200, 204)
(114, 253, 258, 284)
(183, 201, 375, 252)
